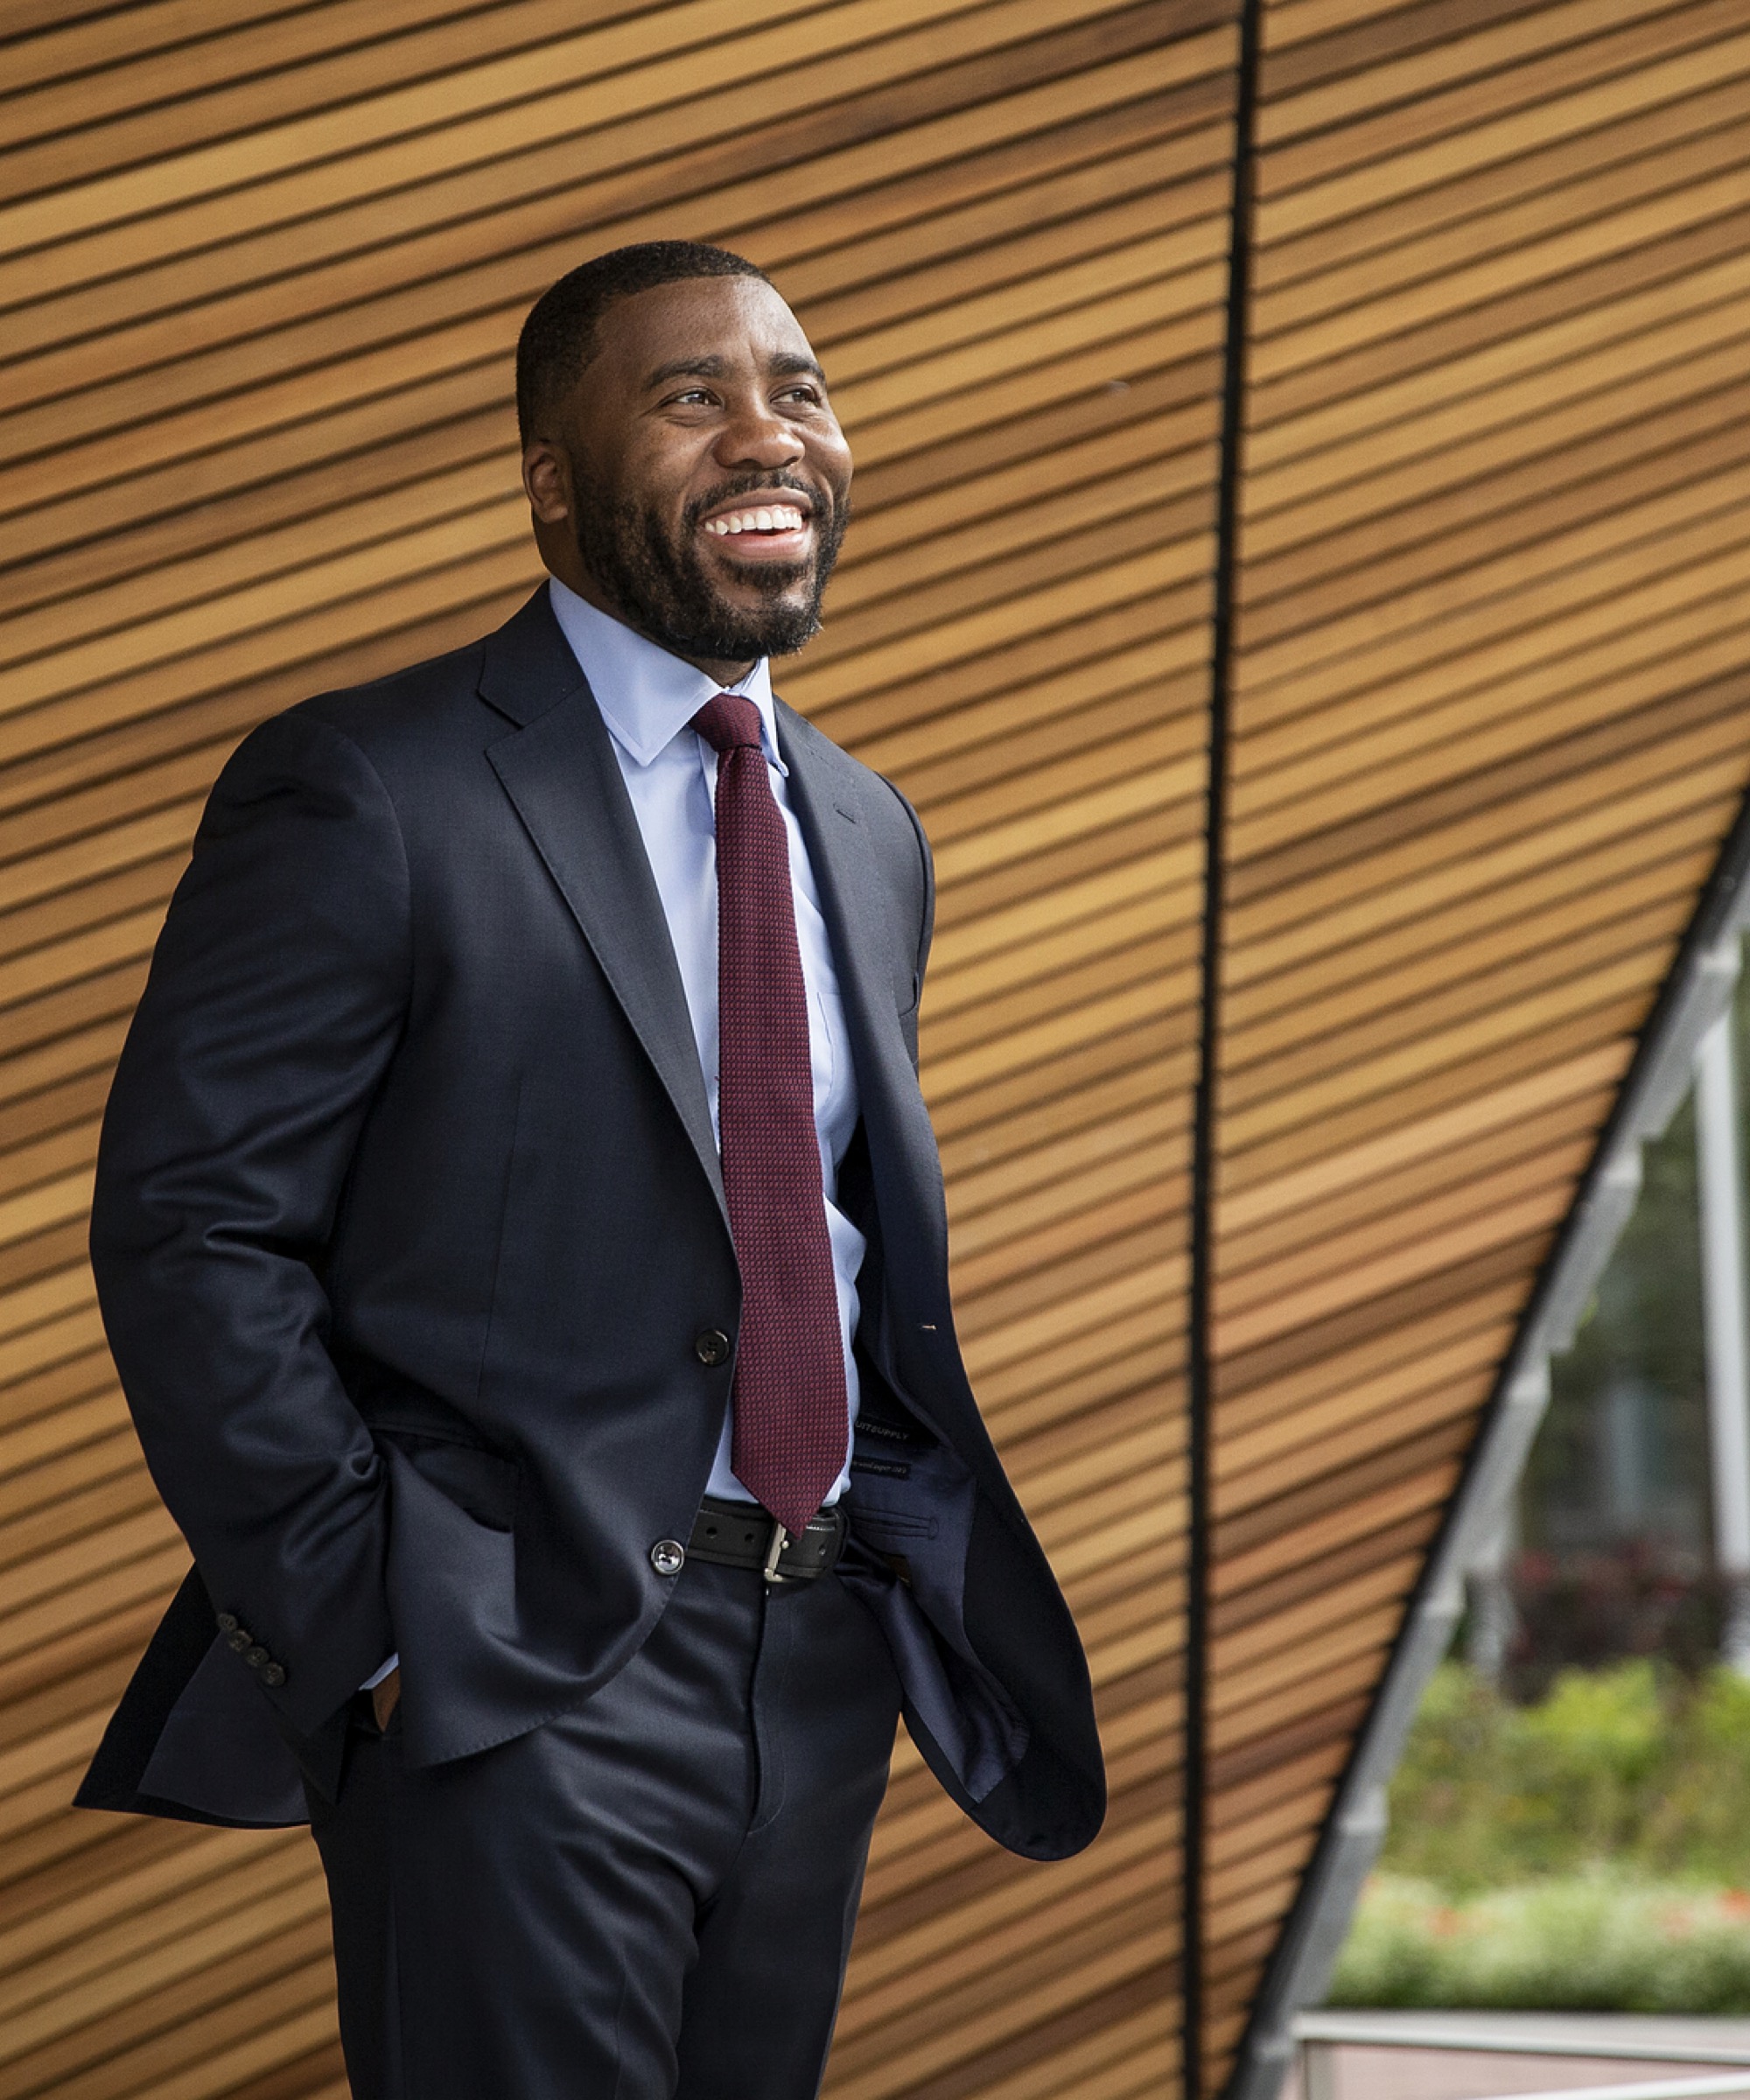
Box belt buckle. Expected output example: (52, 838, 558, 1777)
(761, 1520, 792, 1586)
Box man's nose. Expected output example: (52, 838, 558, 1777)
(714, 400, 804, 469)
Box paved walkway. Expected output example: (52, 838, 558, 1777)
(1284, 2012, 1750, 2099)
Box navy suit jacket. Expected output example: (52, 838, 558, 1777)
(77, 591, 1104, 1861)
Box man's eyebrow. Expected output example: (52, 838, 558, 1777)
(642, 350, 828, 388)
(644, 354, 727, 388)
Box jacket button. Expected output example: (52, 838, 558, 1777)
(216, 1613, 239, 1634)
(650, 1539, 686, 1577)
(262, 1662, 287, 1688)
(226, 1628, 253, 1653)
(693, 1329, 731, 1367)
(244, 1646, 269, 1670)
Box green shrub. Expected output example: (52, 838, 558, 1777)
(1330, 1875, 1750, 2014)
(1329, 1660, 1750, 2012)
(1381, 1659, 1750, 1891)
(1648, 1668, 1750, 1880)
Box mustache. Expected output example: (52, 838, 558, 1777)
(682, 471, 840, 532)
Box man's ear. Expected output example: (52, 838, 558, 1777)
(522, 439, 570, 526)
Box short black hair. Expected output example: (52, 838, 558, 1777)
(515, 242, 772, 444)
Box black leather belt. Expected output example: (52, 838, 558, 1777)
(687, 1497, 846, 1583)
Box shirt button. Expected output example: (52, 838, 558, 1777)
(650, 1539, 686, 1577)
(693, 1329, 731, 1367)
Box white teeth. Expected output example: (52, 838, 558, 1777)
(706, 505, 806, 536)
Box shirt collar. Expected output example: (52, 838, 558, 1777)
(547, 576, 782, 773)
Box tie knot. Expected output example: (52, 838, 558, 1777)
(691, 692, 764, 756)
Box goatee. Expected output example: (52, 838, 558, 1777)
(570, 471, 848, 664)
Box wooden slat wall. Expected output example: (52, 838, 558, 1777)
(1208, 0, 1750, 2089)
(0, 4, 1236, 2097)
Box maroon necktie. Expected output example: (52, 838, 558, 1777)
(691, 693, 848, 1536)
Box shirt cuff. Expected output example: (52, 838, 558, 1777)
(360, 1653, 399, 1690)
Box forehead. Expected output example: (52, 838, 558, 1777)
(592, 276, 816, 383)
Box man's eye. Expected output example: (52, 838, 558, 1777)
(780, 386, 822, 406)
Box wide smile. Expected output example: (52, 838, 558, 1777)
(698, 495, 815, 567)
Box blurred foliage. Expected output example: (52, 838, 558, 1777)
(1329, 1660, 1750, 2010)
(1381, 1659, 1750, 1894)
(1330, 1875, 1750, 2012)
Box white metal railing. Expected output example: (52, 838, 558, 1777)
(1295, 2012, 1750, 2066)
(1302, 2049, 1750, 2100)
(1295, 2015, 1750, 2100)
(1459, 2077, 1750, 2100)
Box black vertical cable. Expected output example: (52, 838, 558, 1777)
(1185, 3, 1263, 2092)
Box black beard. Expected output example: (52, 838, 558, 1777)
(570, 469, 848, 663)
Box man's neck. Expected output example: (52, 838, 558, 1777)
(547, 566, 754, 690)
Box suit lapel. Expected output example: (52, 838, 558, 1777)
(481, 595, 725, 1218)
(779, 707, 948, 1280)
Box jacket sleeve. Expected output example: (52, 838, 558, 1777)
(89, 708, 410, 1740)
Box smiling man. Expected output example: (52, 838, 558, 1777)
(77, 243, 1102, 2100)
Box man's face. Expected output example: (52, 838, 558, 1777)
(523, 276, 853, 671)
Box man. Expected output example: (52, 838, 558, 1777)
(78, 242, 1103, 2100)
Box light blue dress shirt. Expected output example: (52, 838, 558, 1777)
(547, 577, 865, 1507)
